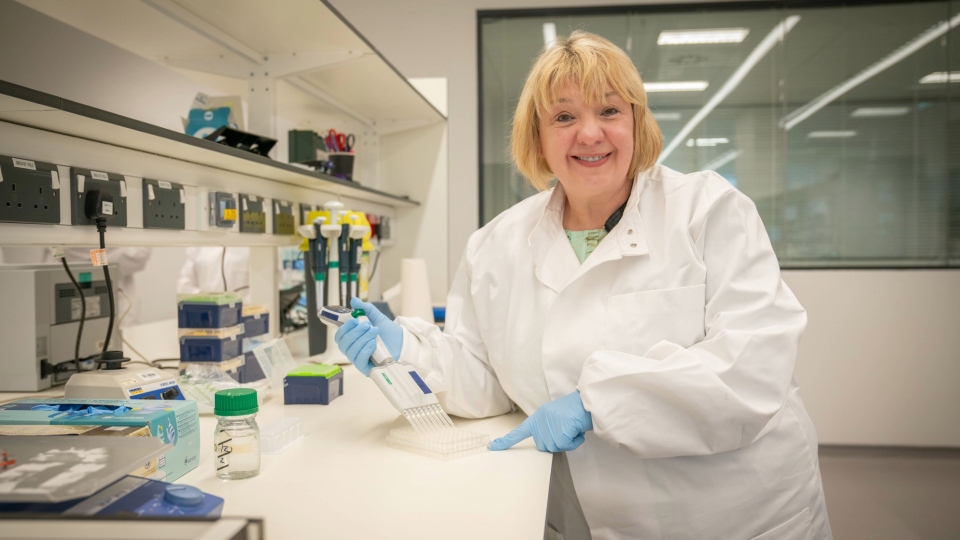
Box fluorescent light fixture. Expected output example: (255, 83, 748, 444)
(658, 28, 749, 45)
(807, 131, 857, 138)
(543, 23, 557, 49)
(685, 138, 730, 147)
(919, 71, 960, 84)
(644, 81, 709, 93)
(781, 13, 960, 131)
(658, 16, 801, 163)
(703, 150, 741, 170)
(850, 107, 910, 117)
(652, 111, 682, 121)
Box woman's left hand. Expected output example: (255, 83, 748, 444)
(489, 390, 593, 452)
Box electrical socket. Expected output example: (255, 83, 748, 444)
(239, 193, 266, 233)
(0, 155, 61, 224)
(70, 167, 127, 226)
(142, 179, 185, 230)
(273, 199, 295, 235)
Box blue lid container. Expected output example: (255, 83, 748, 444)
(179, 333, 242, 362)
(177, 293, 243, 329)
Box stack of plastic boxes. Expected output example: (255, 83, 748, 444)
(237, 305, 270, 383)
(178, 293, 245, 377)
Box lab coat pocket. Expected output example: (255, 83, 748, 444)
(605, 284, 706, 356)
(750, 507, 813, 540)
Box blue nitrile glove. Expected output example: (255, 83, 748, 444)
(334, 318, 379, 376)
(349, 297, 403, 358)
(333, 297, 403, 377)
(489, 390, 593, 452)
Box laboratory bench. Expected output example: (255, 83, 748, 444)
(0, 325, 554, 539)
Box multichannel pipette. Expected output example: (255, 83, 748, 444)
(318, 305, 456, 434)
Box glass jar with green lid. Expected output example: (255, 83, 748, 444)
(214, 388, 260, 480)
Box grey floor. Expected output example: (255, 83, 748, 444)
(819, 446, 960, 540)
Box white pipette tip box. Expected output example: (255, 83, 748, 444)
(387, 427, 490, 460)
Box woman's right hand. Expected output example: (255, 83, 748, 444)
(333, 298, 404, 376)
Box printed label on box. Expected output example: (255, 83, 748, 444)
(12, 158, 36, 170)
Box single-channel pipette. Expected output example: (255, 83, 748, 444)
(318, 305, 455, 435)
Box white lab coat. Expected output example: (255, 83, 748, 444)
(176, 246, 251, 302)
(397, 165, 832, 539)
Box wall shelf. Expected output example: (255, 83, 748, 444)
(0, 80, 418, 208)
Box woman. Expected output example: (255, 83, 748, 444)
(336, 31, 832, 539)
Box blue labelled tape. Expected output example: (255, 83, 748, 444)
(407, 370, 432, 395)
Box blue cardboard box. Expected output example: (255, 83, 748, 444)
(0, 398, 200, 482)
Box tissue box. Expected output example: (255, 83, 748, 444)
(0, 398, 200, 482)
(283, 364, 343, 405)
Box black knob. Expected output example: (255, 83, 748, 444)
(97, 350, 130, 370)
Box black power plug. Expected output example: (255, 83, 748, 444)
(84, 189, 115, 221)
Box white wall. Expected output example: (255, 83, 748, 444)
(785, 270, 960, 447)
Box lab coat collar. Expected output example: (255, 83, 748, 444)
(528, 169, 652, 293)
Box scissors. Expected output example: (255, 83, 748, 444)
(327, 129, 355, 153)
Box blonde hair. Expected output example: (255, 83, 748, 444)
(511, 30, 663, 191)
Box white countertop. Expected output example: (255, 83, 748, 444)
(181, 367, 551, 539)
(1, 322, 552, 539)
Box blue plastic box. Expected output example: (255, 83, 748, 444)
(283, 364, 343, 405)
(179, 325, 244, 362)
(177, 293, 242, 329)
(234, 350, 266, 383)
(179, 336, 241, 362)
(242, 312, 269, 338)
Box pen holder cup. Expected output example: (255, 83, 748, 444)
(328, 152, 354, 181)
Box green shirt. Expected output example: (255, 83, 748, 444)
(565, 229, 608, 264)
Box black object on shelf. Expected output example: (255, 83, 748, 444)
(289, 130, 334, 174)
(204, 126, 277, 157)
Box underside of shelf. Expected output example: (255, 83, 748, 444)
(0, 80, 419, 208)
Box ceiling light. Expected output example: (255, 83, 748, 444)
(658, 16, 801, 163)
(781, 13, 960, 131)
(651, 111, 682, 121)
(658, 28, 749, 45)
(543, 23, 557, 49)
(685, 138, 730, 147)
(850, 107, 910, 117)
(703, 150, 741, 170)
(807, 131, 857, 138)
(644, 81, 709, 93)
(919, 71, 960, 84)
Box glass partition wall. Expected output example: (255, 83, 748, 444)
(479, 1, 960, 267)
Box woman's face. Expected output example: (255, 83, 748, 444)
(538, 82, 634, 200)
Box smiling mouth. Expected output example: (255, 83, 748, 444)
(573, 153, 611, 162)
